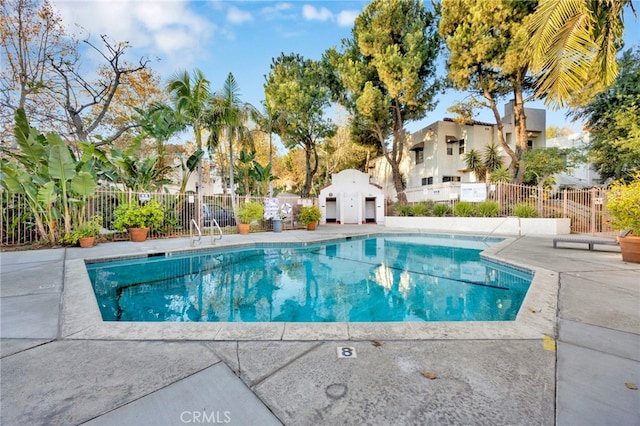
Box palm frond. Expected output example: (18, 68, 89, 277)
(528, 0, 630, 109)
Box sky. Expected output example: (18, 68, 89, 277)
(52, 0, 640, 137)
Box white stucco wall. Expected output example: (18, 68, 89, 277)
(385, 216, 571, 236)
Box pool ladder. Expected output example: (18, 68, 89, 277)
(481, 216, 522, 244)
(190, 219, 223, 247)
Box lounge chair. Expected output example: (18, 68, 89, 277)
(552, 230, 629, 251)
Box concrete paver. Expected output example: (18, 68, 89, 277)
(1, 340, 222, 425)
(0, 338, 52, 358)
(1, 227, 639, 425)
(251, 340, 555, 425)
(85, 363, 282, 426)
(559, 270, 640, 333)
(0, 293, 61, 338)
(556, 342, 640, 425)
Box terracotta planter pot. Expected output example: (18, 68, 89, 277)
(78, 237, 95, 248)
(306, 222, 317, 231)
(129, 227, 149, 242)
(238, 223, 250, 235)
(617, 234, 640, 263)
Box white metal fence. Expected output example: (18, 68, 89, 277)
(1, 183, 616, 247)
(394, 182, 615, 236)
(1, 188, 306, 247)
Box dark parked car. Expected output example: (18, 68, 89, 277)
(202, 203, 236, 227)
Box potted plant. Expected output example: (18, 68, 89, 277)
(298, 205, 321, 231)
(113, 200, 164, 242)
(61, 215, 103, 248)
(607, 174, 640, 263)
(237, 201, 264, 234)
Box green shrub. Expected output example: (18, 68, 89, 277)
(607, 173, 640, 234)
(454, 201, 475, 217)
(298, 205, 321, 225)
(432, 203, 451, 217)
(395, 204, 413, 216)
(60, 215, 103, 245)
(113, 200, 164, 230)
(512, 203, 538, 218)
(412, 202, 431, 216)
(238, 201, 264, 224)
(477, 201, 500, 217)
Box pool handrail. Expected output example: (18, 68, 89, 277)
(209, 218, 223, 243)
(190, 218, 223, 246)
(190, 219, 202, 246)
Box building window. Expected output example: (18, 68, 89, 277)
(527, 139, 533, 149)
(446, 136, 456, 156)
(458, 139, 465, 155)
(415, 148, 424, 164)
(421, 176, 433, 186)
(442, 176, 461, 183)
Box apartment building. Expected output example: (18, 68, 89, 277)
(369, 101, 546, 202)
(547, 132, 602, 188)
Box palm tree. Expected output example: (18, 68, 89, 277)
(208, 73, 255, 216)
(133, 103, 184, 172)
(166, 69, 211, 192)
(235, 148, 256, 197)
(528, 0, 634, 108)
(483, 143, 503, 182)
(251, 161, 277, 197)
(252, 105, 288, 196)
(463, 149, 486, 182)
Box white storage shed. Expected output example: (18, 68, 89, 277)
(319, 169, 385, 225)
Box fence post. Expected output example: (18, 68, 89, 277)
(197, 191, 203, 228)
(562, 189, 567, 218)
(590, 188, 596, 235)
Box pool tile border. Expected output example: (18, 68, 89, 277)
(61, 235, 558, 341)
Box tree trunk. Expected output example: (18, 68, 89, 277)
(379, 103, 408, 203)
(391, 160, 406, 203)
(387, 126, 407, 203)
(484, 88, 518, 179)
(512, 86, 529, 184)
(301, 138, 319, 198)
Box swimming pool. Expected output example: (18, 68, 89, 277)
(86, 234, 533, 323)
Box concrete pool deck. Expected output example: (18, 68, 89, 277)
(1, 226, 639, 425)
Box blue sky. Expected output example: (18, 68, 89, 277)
(53, 0, 640, 135)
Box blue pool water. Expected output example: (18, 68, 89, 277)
(86, 234, 533, 323)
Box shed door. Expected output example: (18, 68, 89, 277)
(342, 193, 360, 224)
(365, 197, 376, 223)
(326, 198, 337, 223)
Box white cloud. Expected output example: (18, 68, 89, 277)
(262, 2, 293, 14)
(51, 0, 215, 73)
(261, 2, 295, 20)
(227, 6, 253, 24)
(302, 4, 333, 22)
(337, 10, 360, 27)
(155, 28, 206, 56)
(219, 26, 236, 41)
(135, 2, 186, 32)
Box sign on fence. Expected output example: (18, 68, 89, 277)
(264, 197, 279, 219)
(460, 183, 487, 202)
(138, 193, 152, 202)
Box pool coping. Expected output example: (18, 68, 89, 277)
(61, 234, 558, 341)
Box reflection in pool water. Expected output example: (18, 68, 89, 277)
(86, 234, 532, 322)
